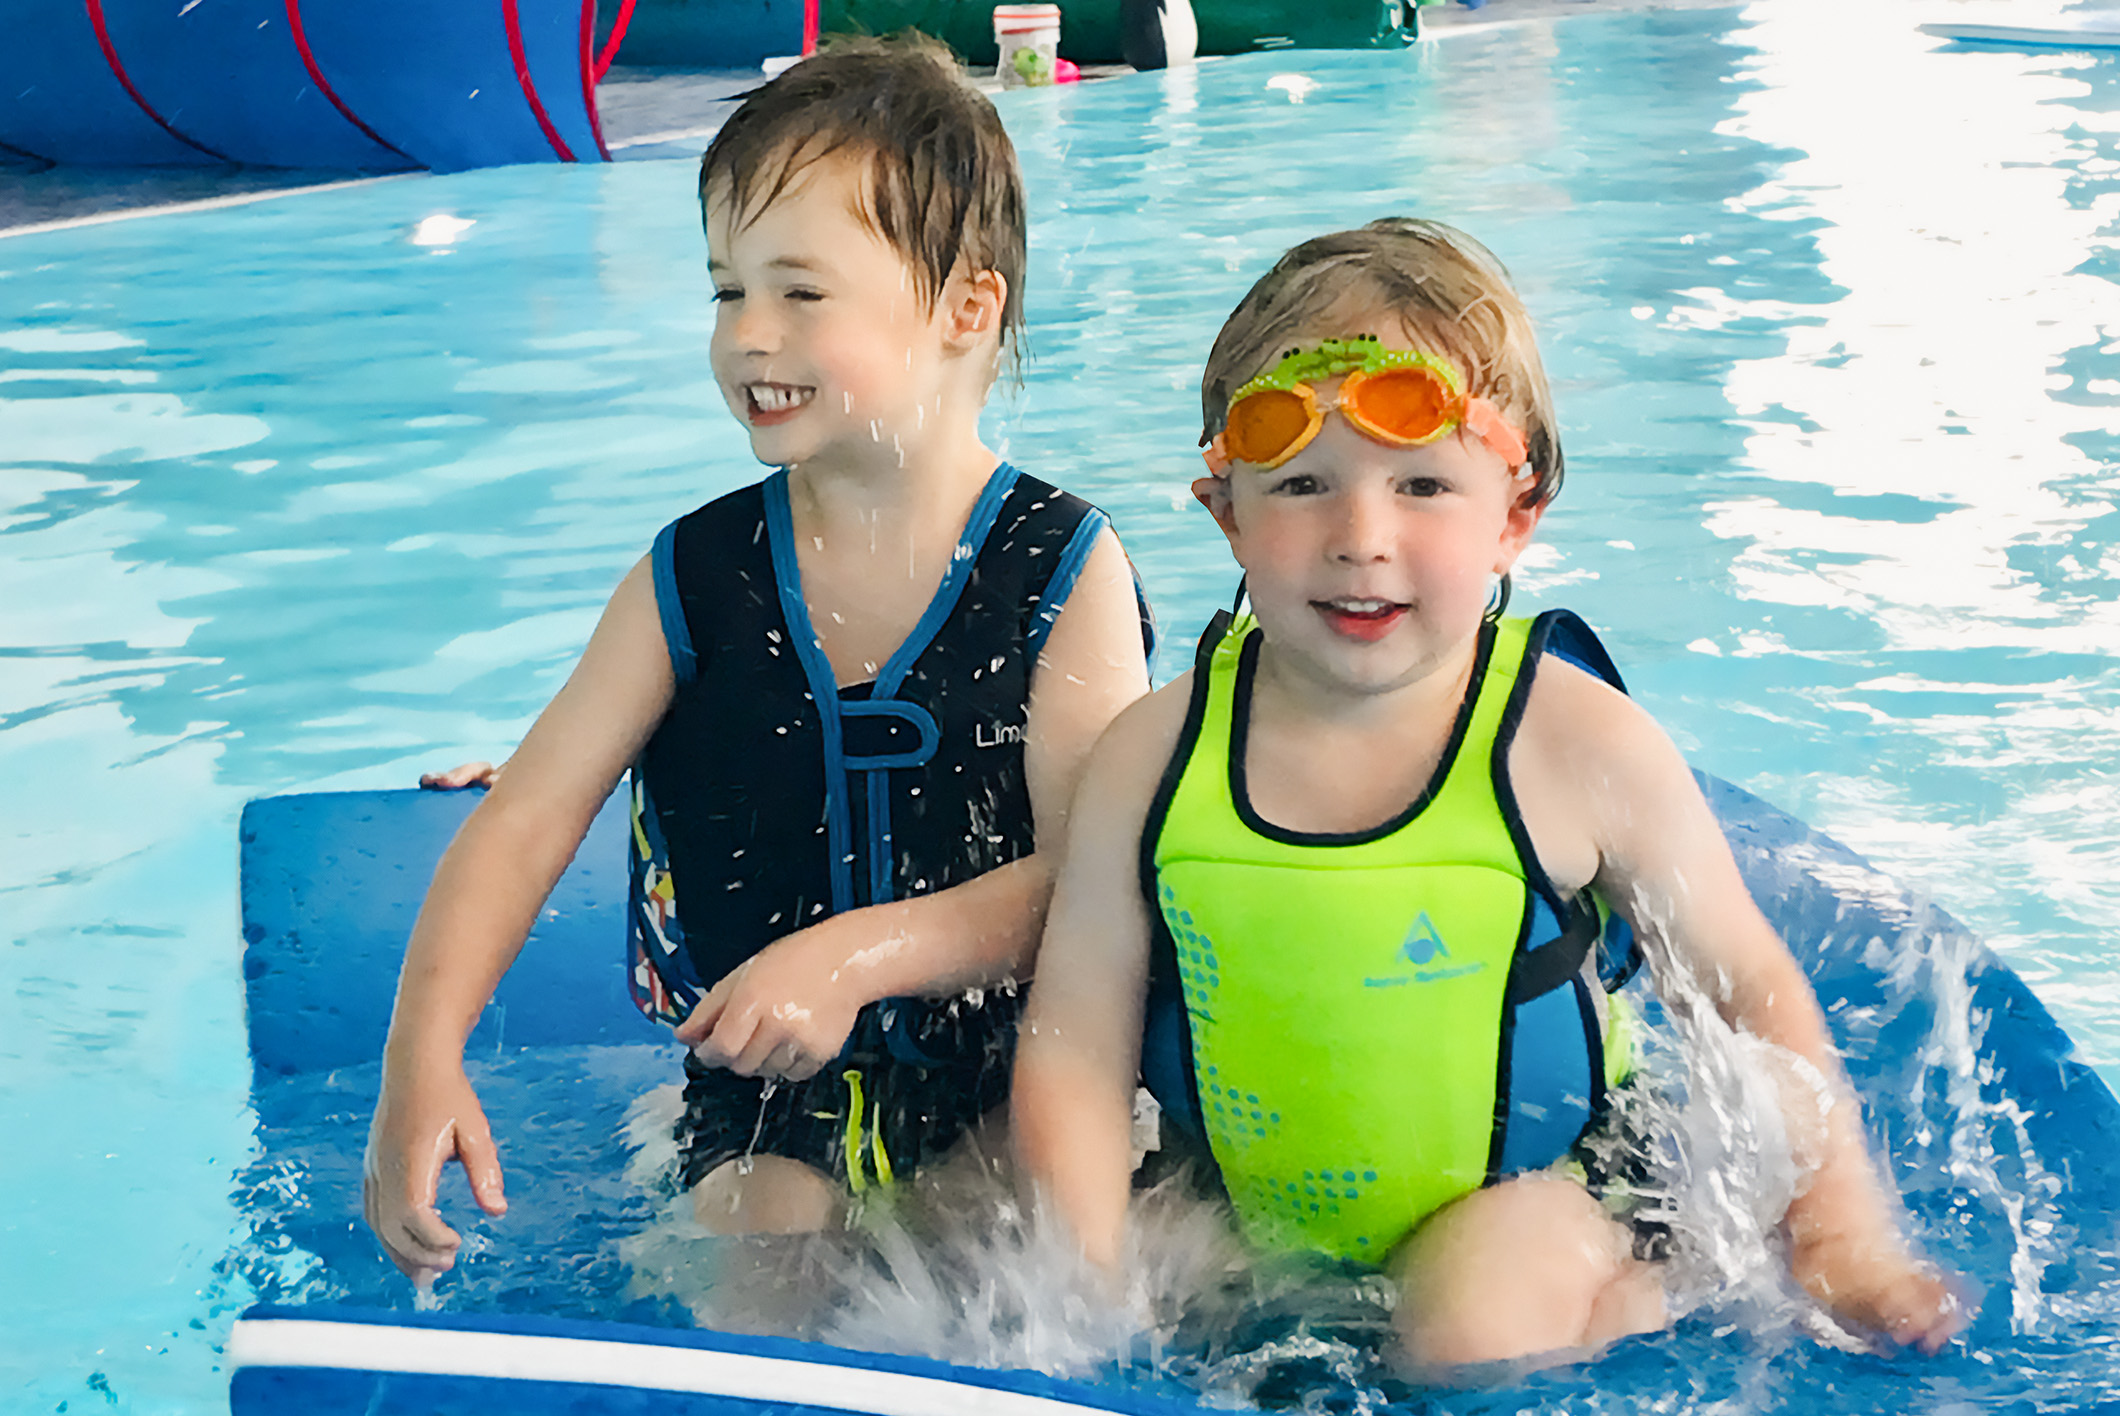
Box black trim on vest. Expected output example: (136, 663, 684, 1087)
(1505, 902, 1601, 1005)
(1225, 621, 1498, 849)
(1490, 611, 1575, 921)
(1491, 608, 1642, 992)
(1138, 610, 1229, 1146)
(1139, 610, 1230, 909)
(1486, 887, 1538, 1185)
(1486, 610, 1629, 1182)
(1573, 971, 1610, 1124)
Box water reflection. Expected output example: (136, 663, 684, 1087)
(1693, 0, 2120, 1075)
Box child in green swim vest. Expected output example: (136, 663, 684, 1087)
(1013, 219, 1964, 1371)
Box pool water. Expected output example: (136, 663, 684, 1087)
(10, 0, 2120, 1408)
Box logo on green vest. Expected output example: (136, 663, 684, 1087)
(1363, 912, 1487, 988)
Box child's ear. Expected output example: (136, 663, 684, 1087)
(1193, 474, 1241, 541)
(1494, 484, 1546, 573)
(941, 267, 1007, 351)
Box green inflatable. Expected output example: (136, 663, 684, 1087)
(820, 0, 1414, 67)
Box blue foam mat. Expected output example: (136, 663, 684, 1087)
(230, 773, 2120, 1410)
(239, 785, 659, 1081)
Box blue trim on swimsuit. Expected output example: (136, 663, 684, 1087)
(763, 470, 857, 917)
(1026, 507, 1109, 666)
(866, 463, 1021, 906)
(871, 464, 1023, 699)
(760, 463, 1023, 913)
(650, 519, 697, 686)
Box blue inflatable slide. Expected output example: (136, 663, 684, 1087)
(222, 772, 2120, 1412)
(0, 0, 643, 171)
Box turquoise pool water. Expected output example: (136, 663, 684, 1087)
(10, 2, 2120, 1408)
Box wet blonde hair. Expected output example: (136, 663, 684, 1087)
(1201, 218, 1563, 505)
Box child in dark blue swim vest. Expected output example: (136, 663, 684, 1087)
(365, 38, 1151, 1284)
(1013, 219, 1963, 1370)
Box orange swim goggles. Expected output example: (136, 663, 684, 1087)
(1202, 336, 1529, 475)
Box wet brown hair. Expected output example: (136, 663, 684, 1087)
(699, 34, 1028, 358)
(1201, 218, 1563, 505)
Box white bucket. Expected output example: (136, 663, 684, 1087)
(993, 3, 1062, 87)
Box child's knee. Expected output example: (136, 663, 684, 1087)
(1392, 1174, 1659, 1369)
(690, 1154, 842, 1236)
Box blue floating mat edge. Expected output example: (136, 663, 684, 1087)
(1920, 18, 2120, 49)
(228, 1304, 1214, 1415)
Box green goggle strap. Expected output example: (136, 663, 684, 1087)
(1229, 335, 1467, 406)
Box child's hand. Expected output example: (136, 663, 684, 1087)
(1789, 1224, 1969, 1354)
(420, 760, 503, 790)
(675, 926, 868, 1081)
(363, 1060, 508, 1284)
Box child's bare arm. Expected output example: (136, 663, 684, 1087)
(365, 558, 673, 1282)
(1519, 665, 1964, 1351)
(1013, 682, 1185, 1267)
(678, 530, 1151, 1078)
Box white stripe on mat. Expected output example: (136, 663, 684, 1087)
(1918, 21, 2120, 48)
(228, 1318, 1139, 1416)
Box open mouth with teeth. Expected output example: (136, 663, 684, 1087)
(1314, 597, 1409, 642)
(743, 382, 815, 425)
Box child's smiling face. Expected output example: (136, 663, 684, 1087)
(705, 151, 949, 471)
(1202, 326, 1543, 697)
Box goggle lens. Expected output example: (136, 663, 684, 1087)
(1223, 386, 1317, 468)
(1342, 366, 1458, 446)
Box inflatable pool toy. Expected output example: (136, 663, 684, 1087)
(0, 0, 628, 171)
(227, 772, 2120, 1410)
(1, 0, 1419, 171)
(1919, 16, 2120, 50)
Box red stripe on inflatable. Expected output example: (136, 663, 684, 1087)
(283, 0, 416, 164)
(580, 0, 612, 160)
(803, 0, 820, 55)
(505, 0, 577, 162)
(83, 0, 234, 161)
(594, 0, 636, 82)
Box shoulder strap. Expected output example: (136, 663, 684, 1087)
(649, 518, 696, 685)
(1505, 898, 1599, 1004)
(1529, 608, 1626, 694)
(1506, 608, 1641, 992)
(1134, 605, 1244, 1147)
(1017, 475, 1111, 662)
(1139, 608, 1235, 908)
(1014, 478, 1158, 666)
(652, 483, 773, 688)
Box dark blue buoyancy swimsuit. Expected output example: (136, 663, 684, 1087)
(629, 463, 1148, 1189)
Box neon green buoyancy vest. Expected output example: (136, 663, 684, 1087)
(1147, 612, 1633, 1261)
